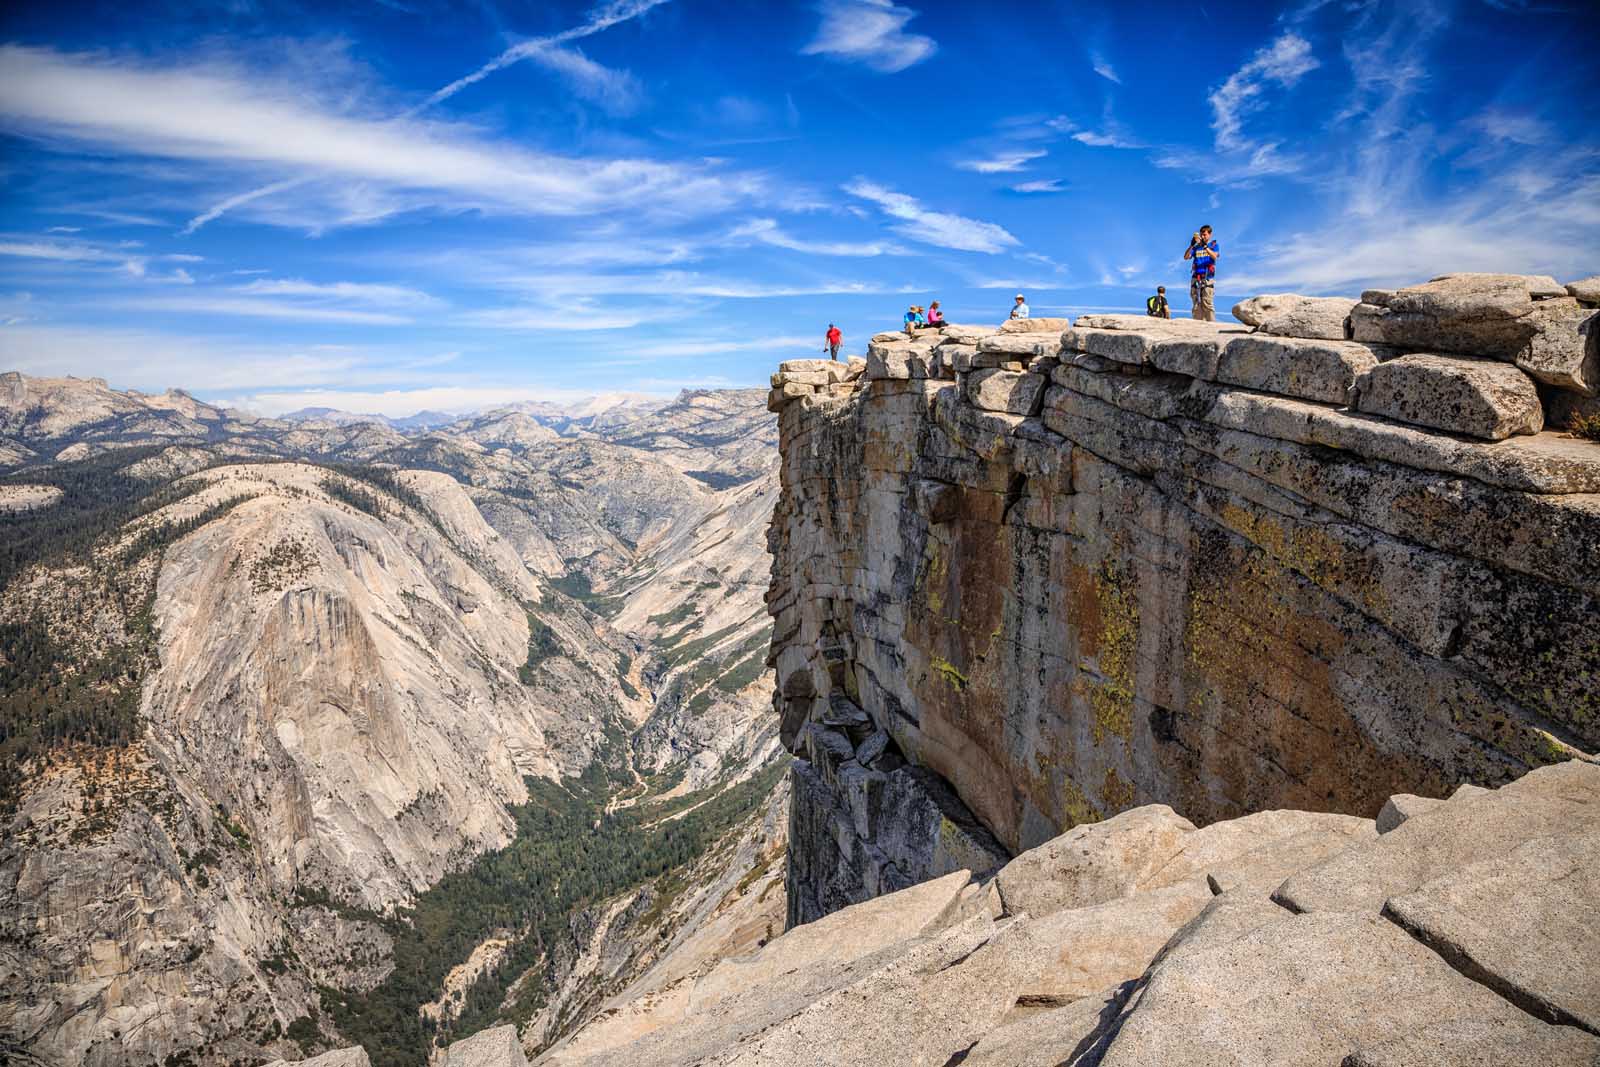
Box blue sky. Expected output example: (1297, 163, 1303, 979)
(0, 0, 1596, 415)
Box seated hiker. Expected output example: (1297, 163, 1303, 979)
(1183, 225, 1219, 322)
(904, 304, 920, 334)
(825, 323, 842, 360)
(1146, 286, 1171, 319)
(926, 300, 946, 326)
(1010, 293, 1030, 319)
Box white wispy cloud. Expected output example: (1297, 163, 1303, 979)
(1471, 108, 1551, 146)
(970, 278, 1061, 291)
(1210, 33, 1319, 153)
(0, 237, 140, 269)
(118, 296, 413, 325)
(421, 0, 669, 109)
(1058, 101, 1141, 151)
(730, 218, 902, 256)
(800, 0, 936, 73)
(0, 44, 762, 234)
(1072, 129, 1140, 149)
(502, 43, 643, 115)
(231, 278, 440, 307)
(1010, 179, 1067, 194)
(1152, 140, 1305, 186)
(0, 234, 198, 279)
(1091, 52, 1121, 84)
(57, 205, 167, 227)
(595, 335, 816, 360)
(1230, 179, 1600, 292)
(843, 178, 1019, 254)
(459, 304, 663, 331)
(182, 178, 308, 235)
(492, 270, 906, 299)
(956, 149, 1047, 174)
(412, 235, 704, 273)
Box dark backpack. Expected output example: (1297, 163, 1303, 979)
(1146, 294, 1167, 316)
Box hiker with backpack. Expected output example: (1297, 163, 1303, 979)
(1009, 293, 1030, 320)
(825, 323, 842, 360)
(1146, 286, 1171, 319)
(1184, 225, 1219, 321)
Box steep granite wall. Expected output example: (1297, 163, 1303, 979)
(765, 273, 1599, 924)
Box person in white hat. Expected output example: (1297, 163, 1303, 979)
(1009, 293, 1030, 320)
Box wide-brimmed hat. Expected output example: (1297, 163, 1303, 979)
(1015, 293, 1025, 299)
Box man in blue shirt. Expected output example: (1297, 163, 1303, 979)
(1183, 225, 1219, 322)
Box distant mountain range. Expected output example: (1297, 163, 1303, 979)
(277, 393, 672, 436)
(278, 406, 461, 430)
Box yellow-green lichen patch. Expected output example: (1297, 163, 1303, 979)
(1217, 502, 1390, 624)
(1102, 766, 1136, 812)
(1059, 774, 1102, 828)
(1089, 560, 1138, 745)
(922, 540, 949, 617)
(931, 655, 968, 691)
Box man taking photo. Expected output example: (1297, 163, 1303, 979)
(1183, 225, 1219, 322)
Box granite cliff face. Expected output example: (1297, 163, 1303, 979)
(762, 271, 1598, 924)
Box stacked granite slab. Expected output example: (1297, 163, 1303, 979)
(766, 356, 866, 411)
(1346, 273, 1597, 437)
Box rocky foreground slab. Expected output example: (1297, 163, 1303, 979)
(476, 759, 1596, 1067)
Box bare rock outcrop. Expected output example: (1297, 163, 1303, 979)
(444, 1025, 531, 1066)
(1232, 293, 1357, 340)
(1354, 352, 1544, 439)
(264, 1050, 372, 1067)
(1349, 272, 1584, 363)
(543, 763, 1600, 1066)
(1567, 275, 1600, 305)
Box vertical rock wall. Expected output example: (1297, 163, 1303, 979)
(766, 275, 1600, 925)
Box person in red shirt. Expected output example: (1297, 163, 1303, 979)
(825, 323, 842, 360)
